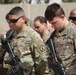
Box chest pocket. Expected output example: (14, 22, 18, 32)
(63, 36, 74, 57)
(12, 37, 32, 57)
(54, 35, 74, 59)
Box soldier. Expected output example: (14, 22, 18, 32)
(0, 27, 8, 75)
(45, 3, 76, 75)
(5, 13, 18, 40)
(6, 12, 34, 29)
(4, 6, 47, 75)
(34, 16, 54, 75)
(69, 8, 76, 25)
(5, 12, 34, 41)
(0, 33, 4, 75)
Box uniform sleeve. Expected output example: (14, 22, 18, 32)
(73, 30, 76, 51)
(32, 32, 47, 60)
(12, 37, 34, 75)
(70, 25, 76, 52)
(31, 31, 47, 75)
(68, 24, 76, 52)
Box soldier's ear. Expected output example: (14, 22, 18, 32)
(44, 23, 47, 27)
(59, 15, 65, 21)
(22, 16, 26, 20)
(60, 15, 65, 19)
(22, 16, 26, 23)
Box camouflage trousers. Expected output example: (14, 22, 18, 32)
(67, 64, 76, 75)
(0, 67, 8, 75)
(44, 69, 54, 75)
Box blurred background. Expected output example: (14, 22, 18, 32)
(0, 0, 76, 34)
(0, 0, 76, 4)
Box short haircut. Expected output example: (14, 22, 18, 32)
(9, 6, 25, 16)
(5, 13, 9, 20)
(34, 16, 47, 24)
(45, 3, 65, 21)
(70, 8, 76, 16)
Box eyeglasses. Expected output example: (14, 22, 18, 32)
(69, 16, 76, 21)
(9, 16, 24, 23)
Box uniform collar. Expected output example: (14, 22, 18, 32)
(16, 26, 30, 38)
(42, 30, 50, 43)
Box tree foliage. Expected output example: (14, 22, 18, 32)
(62, 0, 76, 2)
(0, 0, 76, 4)
(0, 0, 21, 4)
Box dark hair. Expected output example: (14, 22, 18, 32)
(9, 6, 24, 15)
(34, 16, 47, 24)
(45, 3, 65, 21)
(5, 13, 9, 20)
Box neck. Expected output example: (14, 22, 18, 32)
(18, 23, 27, 32)
(41, 29, 48, 37)
(64, 19, 69, 29)
(59, 19, 69, 33)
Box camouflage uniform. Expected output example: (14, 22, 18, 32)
(52, 21, 76, 75)
(0, 40, 4, 75)
(7, 26, 47, 75)
(41, 30, 54, 75)
(0, 39, 8, 75)
(0, 28, 4, 75)
(42, 30, 50, 43)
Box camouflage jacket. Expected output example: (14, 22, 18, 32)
(41, 30, 54, 75)
(52, 21, 76, 75)
(10, 26, 47, 75)
(41, 30, 53, 58)
(41, 30, 50, 43)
